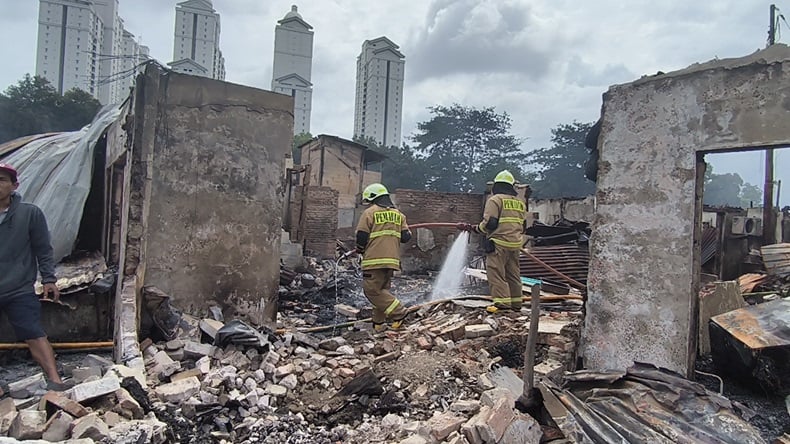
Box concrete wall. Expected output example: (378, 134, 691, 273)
(129, 64, 292, 325)
(395, 189, 486, 272)
(583, 45, 790, 376)
(529, 196, 594, 224)
(300, 136, 382, 228)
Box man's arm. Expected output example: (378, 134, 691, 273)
(355, 210, 372, 253)
(30, 207, 56, 284)
(400, 214, 411, 243)
(476, 197, 501, 234)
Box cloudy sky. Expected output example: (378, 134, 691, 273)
(1, 0, 788, 205)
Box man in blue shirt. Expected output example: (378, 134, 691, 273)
(0, 163, 68, 389)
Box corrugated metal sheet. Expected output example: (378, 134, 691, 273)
(701, 225, 719, 266)
(0, 106, 121, 262)
(710, 298, 790, 350)
(520, 244, 589, 290)
(0, 133, 61, 158)
(541, 363, 766, 444)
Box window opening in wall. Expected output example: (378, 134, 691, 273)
(697, 147, 790, 282)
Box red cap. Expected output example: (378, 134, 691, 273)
(0, 163, 18, 183)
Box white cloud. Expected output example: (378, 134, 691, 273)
(0, 0, 786, 203)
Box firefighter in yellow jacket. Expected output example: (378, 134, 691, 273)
(355, 183, 411, 331)
(459, 170, 527, 312)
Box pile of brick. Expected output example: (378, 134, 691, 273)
(0, 299, 582, 444)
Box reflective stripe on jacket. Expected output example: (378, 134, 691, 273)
(357, 204, 409, 270)
(478, 194, 526, 250)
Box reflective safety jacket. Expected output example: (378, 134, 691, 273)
(477, 194, 526, 249)
(356, 204, 410, 270)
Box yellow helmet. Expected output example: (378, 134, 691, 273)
(362, 183, 389, 202)
(493, 170, 515, 185)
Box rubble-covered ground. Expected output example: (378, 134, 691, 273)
(0, 258, 786, 443)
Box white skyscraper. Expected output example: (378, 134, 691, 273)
(169, 0, 225, 80)
(36, 0, 104, 98)
(93, 0, 123, 103)
(353, 37, 405, 148)
(271, 5, 314, 136)
(36, 0, 142, 104)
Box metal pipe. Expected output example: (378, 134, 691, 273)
(523, 283, 541, 400)
(0, 341, 114, 350)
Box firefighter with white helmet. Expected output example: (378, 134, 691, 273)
(355, 183, 411, 331)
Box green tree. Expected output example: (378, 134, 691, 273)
(703, 164, 762, 208)
(527, 121, 596, 198)
(411, 104, 526, 193)
(0, 74, 101, 144)
(353, 136, 430, 192)
(292, 132, 313, 163)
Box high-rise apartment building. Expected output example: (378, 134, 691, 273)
(353, 37, 405, 148)
(36, 0, 144, 104)
(169, 0, 225, 80)
(36, 0, 104, 99)
(271, 5, 314, 136)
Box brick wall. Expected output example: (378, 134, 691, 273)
(394, 189, 486, 272)
(301, 186, 339, 258)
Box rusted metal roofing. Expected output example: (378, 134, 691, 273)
(542, 363, 765, 444)
(710, 298, 790, 350)
(520, 244, 589, 291)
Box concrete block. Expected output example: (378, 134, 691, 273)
(335, 304, 360, 319)
(292, 332, 320, 349)
(501, 413, 542, 444)
(266, 385, 287, 397)
(534, 359, 565, 381)
(480, 387, 516, 408)
(196, 356, 212, 374)
(374, 351, 401, 363)
(0, 410, 16, 436)
(103, 410, 123, 427)
(40, 391, 89, 418)
(464, 324, 495, 339)
(699, 281, 744, 355)
(106, 364, 147, 388)
(274, 363, 295, 378)
(183, 341, 216, 359)
(8, 410, 47, 440)
(479, 397, 516, 443)
(200, 319, 224, 339)
(154, 376, 201, 404)
(171, 368, 203, 382)
(165, 339, 184, 351)
(461, 406, 490, 444)
(70, 377, 121, 403)
(83, 354, 114, 371)
(8, 373, 46, 399)
(336, 345, 355, 356)
(450, 400, 481, 414)
(72, 366, 103, 384)
(42, 410, 74, 442)
(319, 337, 346, 351)
(70, 413, 110, 441)
(422, 412, 465, 442)
(280, 374, 298, 390)
(0, 397, 16, 417)
(114, 388, 144, 419)
(150, 350, 181, 377)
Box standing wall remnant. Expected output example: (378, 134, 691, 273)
(127, 64, 292, 325)
(395, 189, 485, 272)
(583, 45, 790, 376)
